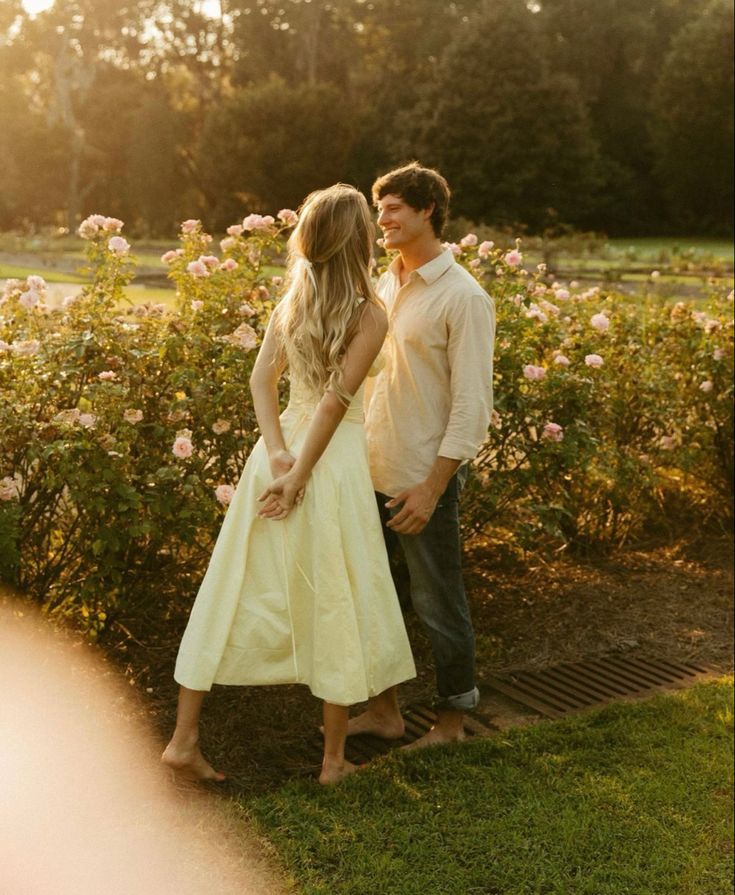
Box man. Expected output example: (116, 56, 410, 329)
(352, 161, 496, 748)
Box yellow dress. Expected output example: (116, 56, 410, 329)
(174, 374, 416, 707)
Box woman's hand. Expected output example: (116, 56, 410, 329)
(267, 448, 305, 506)
(257, 471, 307, 521)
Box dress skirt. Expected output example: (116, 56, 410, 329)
(174, 400, 416, 707)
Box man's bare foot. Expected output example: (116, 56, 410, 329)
(161, 743, 226, 782)
(319, 758, 358, 785)
(402, 724, 466, 751)
(339, 710, 405, 740)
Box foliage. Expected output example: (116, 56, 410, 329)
(0, 0, 732, 236)
(249, 679, 734, 895)
(0, 218, 732, 636)
(649, 0, 735, 233)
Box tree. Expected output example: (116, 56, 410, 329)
(197, 77, 356, 227)
(408, 0, 604, 231)
(650, 0, 734, 233)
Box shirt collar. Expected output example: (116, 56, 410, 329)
(387, 248, 455, 287)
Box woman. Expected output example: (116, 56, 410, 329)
(162, 185, 416, 784)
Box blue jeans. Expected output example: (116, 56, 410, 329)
(376, 466, 479, 712)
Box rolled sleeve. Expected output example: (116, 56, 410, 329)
(438, 292, 496, 461)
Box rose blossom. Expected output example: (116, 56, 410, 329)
(187, 260, 209, 278)
(172, 435, 193, 459)
(19, 290, 40, 310)
(584, 354, 604, 368)
(212, 419, 231, 434)
(103, 217, 124, 231)
(460, 233, 478, 247)
(699, 380, 713, 393)
(181, 219, 200, 233)
(277, 209, 298, 227)
(108, 236, 130, 255)
(444, 242, 462, 256)
(0, 340, 10, 352)
(238, 302, 256, 317)
(161, 250, 181, 264)
(97, 370, 117, 381)
(542, 422, 564, 442)
(12, 340, 40, 356)
(0, 476, 19, 500)
(713, 348, 725, 361)
(554, 288, 570, 301)
(190, 300, 204, 312)
(658, 435, 676, 451)
(242, 213, 274, 231)
(469, 258, 481, 269)
(490, 410, 502, 429)
(227, 224, 244, 236)
(220, 258, 238, 272)
(27, 275, 46, 292)
(651, 270, 660, 279)
(590, 312, 610, 332)
(271, 276, 283, 287)
(220, 237, 237, 252)
(526, 304, 548, 324)
(523, 364, 546, 380)
(478, 240, 494, 259)
(553, 353, 571, 366)
(503, 249, 522, 266)
(221, 323, 258, 351)
(79, 413, 96, 428)
(199, 255, 218, 269)
(215, 484, 235, 505)
(123, 409, 143, 423)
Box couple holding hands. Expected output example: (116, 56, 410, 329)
(162, 162, 496, 784)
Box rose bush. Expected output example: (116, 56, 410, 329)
(0, 220, 732, 637)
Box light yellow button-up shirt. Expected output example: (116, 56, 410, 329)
(365, 248, 496, 497)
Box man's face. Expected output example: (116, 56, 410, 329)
(376, 194, 434, 251)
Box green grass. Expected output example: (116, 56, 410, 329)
(0, 263, 88, 284)
(248, 679, 734, 895)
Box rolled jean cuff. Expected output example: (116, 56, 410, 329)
(435, 686, 480, 712)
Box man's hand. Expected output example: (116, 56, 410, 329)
(257, 471, 307, 521)
(385, 481, 442, 535)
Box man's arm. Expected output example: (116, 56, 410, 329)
(387, 291, 495, 535)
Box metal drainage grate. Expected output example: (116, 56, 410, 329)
(485, 655, 715, 720)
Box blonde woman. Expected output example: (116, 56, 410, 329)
(162, 185, 416, 785)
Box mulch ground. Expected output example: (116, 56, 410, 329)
(112, 531, 733, 799)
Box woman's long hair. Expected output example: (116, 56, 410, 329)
(277, 184, 381, 404)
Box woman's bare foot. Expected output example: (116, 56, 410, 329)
(161, 742, 226, 782)
(318, 758, 358, 785)
(340, 709, 405, 740)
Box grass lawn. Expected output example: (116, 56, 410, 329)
(248, 679, 733, 895)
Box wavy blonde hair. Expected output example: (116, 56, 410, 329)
(277, 184, 381, 404)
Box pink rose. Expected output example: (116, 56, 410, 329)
(123, 409, 143, 423)
(277, 209, 298, 227)
(271, 276, 283, 287)
(27, 275, 46, 291)
(584, 354, 604, 368)
(220, 258, 238, 272)
(658, 435, 676, 451)
(78, 218, 99, 239)
(553, 353, 571, 366)
(220, 323, 258, 351)
(19, 290, 40, 310)
(469, 258, 481, 269)
(187, 260, 209, 278)
(526, 304, 548, 324)
(242, 213, 273, 231)
(478, 240, 494, 259)
(713, 348, 725, 361)
(444, 242, 462, 256)
(503, 249, 522, 267)
(97, 370, 117, 381)
(215, 484, 234, 505)
(103, 217, 124, 232)
(554, 288, 570, 301)
(590, 313, 610, 332)
(699, 380, 713, 393)
(108, 236, 130, 255)
(12, 339, 40, 356)
(191, 300, 204, 311)
(460, 233, 478, 247)
(172, 436, 193, 459)
(238, 302, 256, 317)
(542, 422, 564, 442)
(523, 364, 546, 381)
(227, 224, 244, 236)
(0, 476, 19, 501)
(220, 237, 237, 252)
(200, 255, 219, 269)
(161, 250, 181, 264)
(79, 413, 96, 428)
(181, 219, 200, 233)
(212, 419, 231, 434)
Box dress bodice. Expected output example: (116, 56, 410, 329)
(285, 377, 366, 424)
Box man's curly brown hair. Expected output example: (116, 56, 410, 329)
(372, 162, 451, 238)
